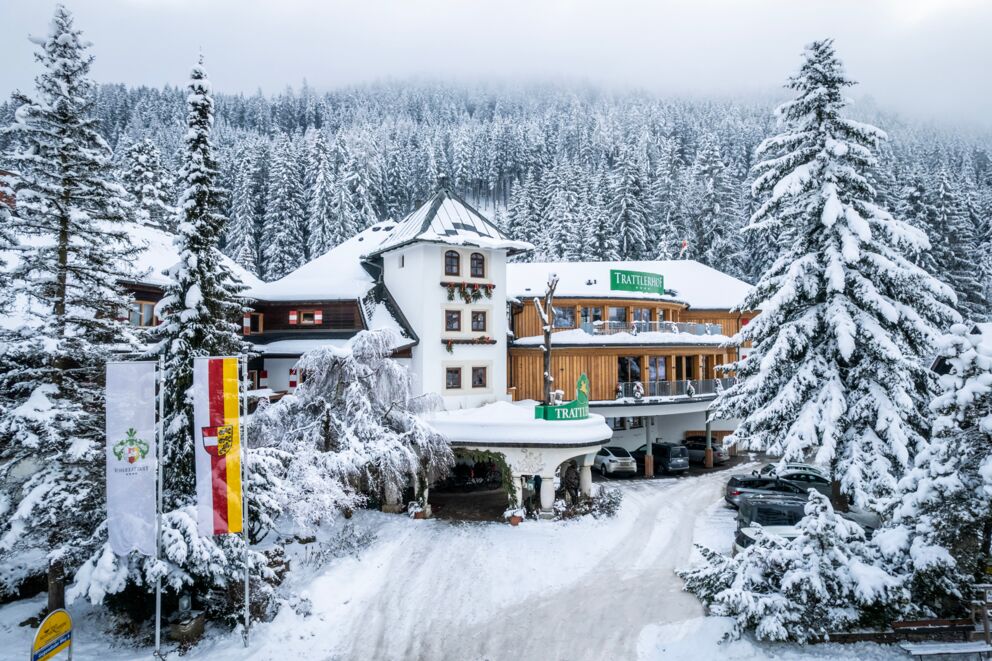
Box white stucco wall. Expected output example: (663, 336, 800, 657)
(263, 358, 299, 392)
(383, 243, 510, 410)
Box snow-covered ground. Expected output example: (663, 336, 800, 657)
(0, 467, 907, 660)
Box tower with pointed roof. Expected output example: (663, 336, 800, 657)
(365, 177, 531, 408)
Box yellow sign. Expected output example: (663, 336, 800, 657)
(31, 609, 72, 661)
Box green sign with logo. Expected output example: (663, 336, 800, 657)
(610, 269, 664, 295)
(535, 374, 590, 421)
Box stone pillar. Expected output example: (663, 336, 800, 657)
(580, 464, 593, 497)
(512, 474, 525, 511)
(704, 414, 714, 469)
(539, 474, 555, 518)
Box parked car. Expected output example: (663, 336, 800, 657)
(631, 442, 690, 475)
(754, 462, 827, 479)
(737, 491, 882, 537)
(683, 436, 730, 465)
(594, 446, 637, 476)
(737, 494, 807, 529)
(733, 524, 800, 555)
(725, 475, 806, 507)
(777, 469, 831, 497)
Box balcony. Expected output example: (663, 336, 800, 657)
(579, 321, 724, 337)
(612, 378, 736, 401)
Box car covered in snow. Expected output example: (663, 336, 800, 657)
(631, 442, 689, 475)
(754, 462, 827, 480)
(724, 475, 806, 507)
(682, 436, 729, 465)
(733, 524, 800, 555)
(594, 446, 637, 476)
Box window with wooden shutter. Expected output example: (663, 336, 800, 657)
(289, 310, 299, 325)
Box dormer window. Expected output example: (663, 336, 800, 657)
(444, 250, 460, 276)
(470, 252, 485, 278)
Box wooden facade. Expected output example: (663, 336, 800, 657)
(251, 301, 364, 333)
(508, 346, 735, 402)
(512, 297, 687, 338)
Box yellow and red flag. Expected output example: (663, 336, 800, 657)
(193, 357, 243, 536)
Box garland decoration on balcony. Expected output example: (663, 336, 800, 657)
(443, 281, 495, 303)
(442, 335, 497, 353)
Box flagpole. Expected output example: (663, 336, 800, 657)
(154, 356, 164, 658)
(241, 355, 250, 647)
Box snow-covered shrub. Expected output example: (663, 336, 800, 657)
(253, 329, 453, 532)
(679, 491, 906, 642)
(297, 523, 377, 571)
(553, 486, 623, 520)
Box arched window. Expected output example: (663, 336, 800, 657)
(444, 250, 460, 276)
(470, 252, 485, 278)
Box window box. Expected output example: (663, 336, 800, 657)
(442, 281, 494, 303)
(442, 336, 498, 353)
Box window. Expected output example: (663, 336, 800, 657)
(299, 310, 319, 325)
(608, 306, 627, 324)
(608, 417, 626, 431)
(552, 306, 576, 329)
(657, 308, 667, 321)
(129, 301, 156, 327)
(648, 356, 666, 382)
(471, 310, 487, 332)
(618, 356, 641, 383)
(632, 308, 651, 323)
(246, 370, 259, 389)
(470, 252, 485, 278)
(674, 355, 696, 380)
(471, 366, 487, 388)
(445, 367, 462, 389)
(444, 250, 460, 276)
(249, 313, 263, 334)
(399, 254, 405, 268)
(445, 310, 461, 332)
(580, 306, 603, 325)
(627, 417, 644, 429)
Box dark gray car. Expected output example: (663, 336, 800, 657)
(631, 442, 690, 475)
(725, 475, 806, 507)
(683, 436, 730, 465)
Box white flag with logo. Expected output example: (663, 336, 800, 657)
(105, 361, 158, 557)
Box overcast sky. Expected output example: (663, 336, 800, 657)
(2, 0, 990, 127)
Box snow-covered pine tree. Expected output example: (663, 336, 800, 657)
(150, 56, 249, 505)
(586, 171, 620, 261)
(307, 130, 337, 256)
(679, 491, 905, 642)
(609, 146, 650, 260)
(0, 5, 140, 609)
(119, 137, 175, 229)
(880, 323, 992, 610)
(687, 135, 739, 269)
(225, 143, 262, 274)
(929, 170, 984, 321)
(253, 330, 453, 528)
(262, 134, 307, 280)
(714, 40, 958, 512)
(72, 57, 278, 619)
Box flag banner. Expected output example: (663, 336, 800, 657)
(192, 357, 243, 536)
(105, 361, 158, 557)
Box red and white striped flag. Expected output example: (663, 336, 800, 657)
(192, 357, 244, 536)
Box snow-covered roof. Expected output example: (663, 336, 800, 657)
(252, 339, 350, 355)
(507, 260, 753, 310)
(124, 222, 263, 290)
(513, 328, 730, 347)
(365, 184, 531, 258)
(245, 220, 397, 302)
(427, 400, 612, 448)
(972, 323, 992, 339)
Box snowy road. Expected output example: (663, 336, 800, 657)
(0, 465, 907, 660)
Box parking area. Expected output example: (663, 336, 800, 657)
(594, 451, 760, 483)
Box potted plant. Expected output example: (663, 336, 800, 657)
(504, 507, 525, 526)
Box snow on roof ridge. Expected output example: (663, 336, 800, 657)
(506, 259, 753, 311)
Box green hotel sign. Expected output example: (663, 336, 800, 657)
(610, 269, 665, 295)
(535, 374, 590, 421)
